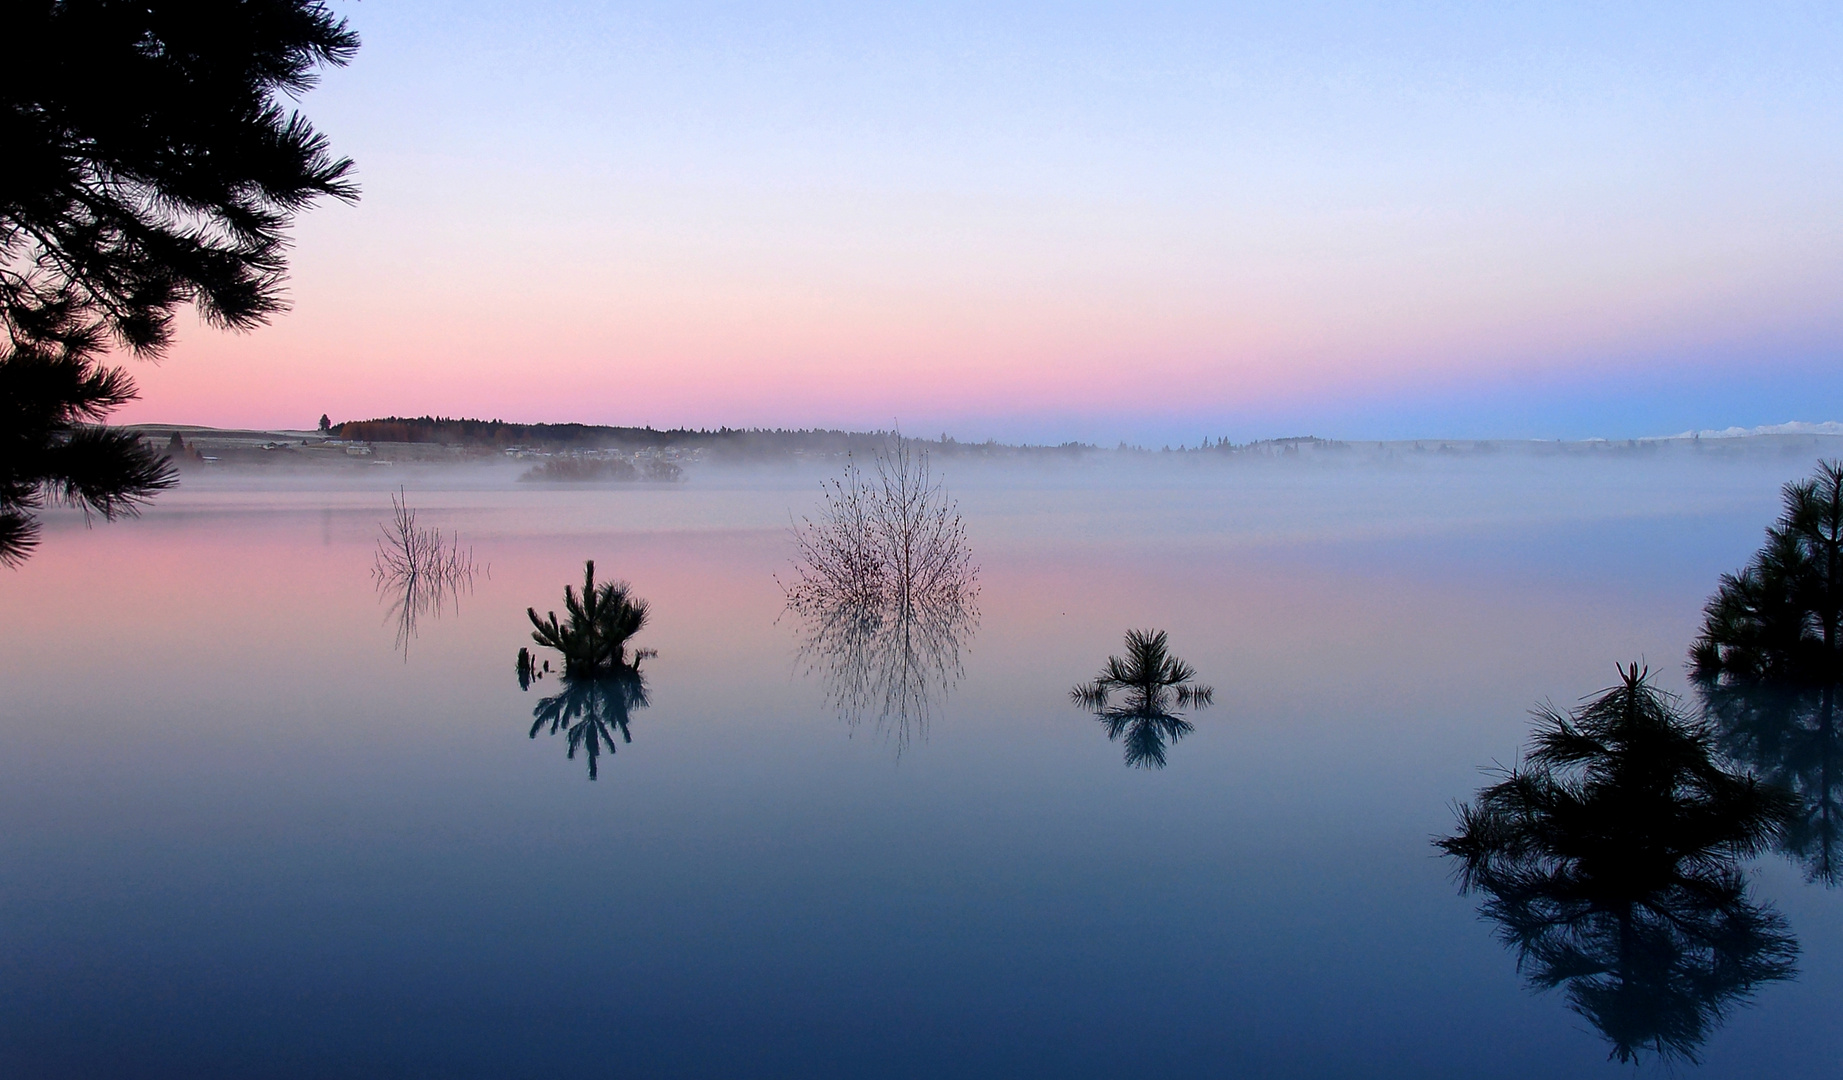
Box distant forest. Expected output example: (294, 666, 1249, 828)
(330, 416, 1090, 458)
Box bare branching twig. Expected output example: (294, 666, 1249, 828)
(372, 488, 483, 657)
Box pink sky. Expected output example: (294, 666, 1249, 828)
(112, 1, 1843, 442)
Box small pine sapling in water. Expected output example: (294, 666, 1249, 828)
(1072, 629, 1214, 713)
(527, 560, 650, 675)
(1071, 629, 1213, 769)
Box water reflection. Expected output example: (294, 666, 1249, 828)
(1441, 666, 1798, 1063)
(790, 591, 975, 753)
(371, 489, 482, 658)
(1697, 679, 1843, 885)
(1690, 460, 1843, 885)
(1071, 630, 1213, 769)
(524, 671, 649, 781)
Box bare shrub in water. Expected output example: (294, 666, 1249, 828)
(785, 437, 976, 611)
(783, 436, 979, 751)
(372, 489, 482, 656)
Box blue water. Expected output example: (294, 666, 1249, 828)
(2, 449, 1838, 1077)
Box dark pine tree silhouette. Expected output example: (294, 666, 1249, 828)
(1, 351, 176, 561)
(1692, 461, 1843, 686)
(1071, 629, 1214, 768)
(2, 1, 359, 564)
(527, 561, 651, 676)
(1691, 460, 1843, 884)
(1440, 665, 1798, 1064)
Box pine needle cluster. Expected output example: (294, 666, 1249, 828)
(1440, 665, 1798, 1064)
(1070, 630, 1214, 769)
(527, 560, 650, 676)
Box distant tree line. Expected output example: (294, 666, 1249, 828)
(329, 416, 1094, 459)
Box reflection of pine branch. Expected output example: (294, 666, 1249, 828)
(528, 672, 649, 780)
(371, 488, 483, 658)
(1441, 665, 1799, 1064)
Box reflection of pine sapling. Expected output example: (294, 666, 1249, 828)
(526, 560, 653, 676)
(527, 671, 649, 780)
(784, 437, 977, 611)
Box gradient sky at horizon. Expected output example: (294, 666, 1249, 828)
(114, 0, 1843, 443)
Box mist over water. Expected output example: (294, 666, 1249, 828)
(4, 444, 1841, 1077)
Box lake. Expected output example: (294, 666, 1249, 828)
(3, 443, 1839, 1078)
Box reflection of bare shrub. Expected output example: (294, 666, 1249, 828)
(372, 488, 483, 657)
(793, 590, 976, 754)
(784, 437, 978, 751)
(519, 457, 638, 482)
(784, 437, 975, 610)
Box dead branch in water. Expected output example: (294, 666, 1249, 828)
(372, 488, 484, 657)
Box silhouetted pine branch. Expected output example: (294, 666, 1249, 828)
(1441, 664, 1798, 1064)
(527, 560, 650, 676)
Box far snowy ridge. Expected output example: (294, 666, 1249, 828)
(1650, 421, 1843, 440)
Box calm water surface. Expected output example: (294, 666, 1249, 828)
(3, 452, 1839, 1078)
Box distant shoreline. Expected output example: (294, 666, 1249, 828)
(121, 421, 1843, 473)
